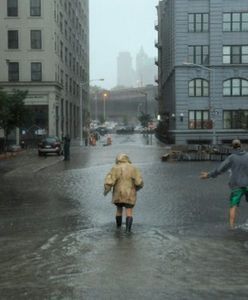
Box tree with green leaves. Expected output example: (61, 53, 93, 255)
(0, 88, 28, 149)
(138, 111, 152, 128)
(122, 115, 128, 126)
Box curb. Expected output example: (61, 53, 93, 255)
(0, 150, 24, 161)
(2, 154, 63, 178)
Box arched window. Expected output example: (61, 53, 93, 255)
(223, 78, 248, 96)
(189, 79, 209, 96)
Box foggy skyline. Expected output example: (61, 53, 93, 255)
(89, 0, 159, 89)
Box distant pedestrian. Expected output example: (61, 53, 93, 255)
(63, 134, 71, 161)
(89, 133, 96, 146)
(106, 135, 112, 145)
(103, 134, 112, 146)
(104, 153, 143, 232)
(200, 139, 248, 229)
(83, 127, 89, 146)
(20, 140, 26, 149)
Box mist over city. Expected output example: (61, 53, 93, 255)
(1, 1, 248, 299)
(89, 0, 158, 89)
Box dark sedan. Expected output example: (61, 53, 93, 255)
(38, 136, 63, 156)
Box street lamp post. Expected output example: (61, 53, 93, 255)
(139, 91, 149, 144)
(137, 103, 143, 118)
(139, 91, 148, 117)
(94, 93, 98, 121)
(79, 78, 104, 146)
(183, 62, 217, 145)
(102, 92, 108, 123)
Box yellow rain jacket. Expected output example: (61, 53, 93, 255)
(104, 154, 144, 205)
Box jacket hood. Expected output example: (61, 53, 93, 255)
(115, 153, 131, 164)
(231, 148, 246, 155)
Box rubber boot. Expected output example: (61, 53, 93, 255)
(126, 217, 133, 232)
(116, 216, 122, 228)
(245, 192, 248, 202)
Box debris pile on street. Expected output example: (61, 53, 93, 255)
(161, 144, 232, 162)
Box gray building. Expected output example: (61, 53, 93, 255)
(156, 0, 248, 144)
(117, 49, 157, 89)
(0, 0, 89, 144)
(136, 47, 156, 87)
(117, 52, 135, 88)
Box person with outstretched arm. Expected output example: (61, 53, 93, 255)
(200, 139, 248, 229)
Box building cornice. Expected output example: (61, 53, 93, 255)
(0, 81, 63, 90)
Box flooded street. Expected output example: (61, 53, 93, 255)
(1, 134, 248, 299)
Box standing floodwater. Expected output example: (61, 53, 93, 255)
(0, 134, 248, 299)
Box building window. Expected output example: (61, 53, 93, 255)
(242, 13, 248, 31)
(223, 78, 248, 96)
(65, 74, 68, 92)
(223, 110, 248, 129)
(61, 98, 64, 134)
(30, 30, 42, 49)
(69, 78, 72, 93)
(8, 30, 18, 49)
(65, 47, 68, 64)
(64, 20, 68, 38)
(73, 81, 76, 95)
(60, 41, 63, 60)
(69, 52, 72, 68)
(7, 0, 18, 17)
(31, 62, 42, 81)
(56, 105, 59, 136)
(60, 70, 64, 86)
(60, 13, 63, 33)
(223, 12, 248, 32)
(73, 57, 75, 72)
(188, 45, 209, 65)
(189, 110, 211, 129)
(8, 62, 19, 81)
(30, 0, 41, 16)
(76, 62, 79, 75)
(188, 13, 209, 32)
(223, 45, 248, 64)
(69, 28, 72, 44)
(64, 1, 67, 13)
(189, 79, 209, 97)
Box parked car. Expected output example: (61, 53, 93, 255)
(95, 126, 108, 136)
(38, 136, 63, 156)
(115, 126, 134, 134)
(134, 125, 143, 133)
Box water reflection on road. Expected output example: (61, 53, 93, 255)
(1, 134, 248, 299)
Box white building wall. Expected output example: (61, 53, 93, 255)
(0, 1, 57, 82)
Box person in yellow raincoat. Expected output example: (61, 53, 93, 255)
(104, 153, 144, 232)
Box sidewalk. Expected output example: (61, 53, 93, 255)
(0, 150, 23, 161)
(0, 149, 63, 177)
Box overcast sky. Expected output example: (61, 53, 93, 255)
(89, 0, 159, 89)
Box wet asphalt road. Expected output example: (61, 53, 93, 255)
(0, 134, 248, 300)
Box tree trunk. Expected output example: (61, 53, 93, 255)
(3, 129, 8, 153)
